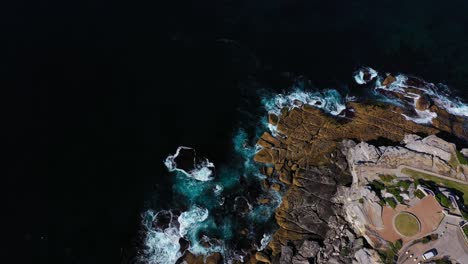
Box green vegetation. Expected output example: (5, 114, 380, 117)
(457, 150, 468, 165)
(387, 186, 404, 204)
(435, 258, 453, 264)
(393, 239, 402, 252)
(385, 198, 397, 208)
(421, 234, 438, 244)
(436, 193, 452, 208)
(414, 178, 420, 188)
(379, 174, 396, 183)
(449, 153, 460, 168)
(449, 150, 467, 168)
(378, 240, 402, 264)
(394, 213, 420, 237)
(358, 198, 364, 204)
(397, 180, 411, 191)
(414, 189, 426, 199)
(401, 168, 468, 205)
(340, 247, 350, 257)
(370, 180, 385, 191)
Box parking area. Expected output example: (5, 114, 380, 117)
(398, 214, 468, 264)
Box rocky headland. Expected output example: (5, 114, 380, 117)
(253, 90, 468, 263)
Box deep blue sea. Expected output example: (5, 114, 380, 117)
(4, 0, 468, 263)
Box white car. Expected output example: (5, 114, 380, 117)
(422, 249, 438, 260)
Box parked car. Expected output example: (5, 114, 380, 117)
(422, 249, 438, 260)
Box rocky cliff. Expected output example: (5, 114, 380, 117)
(253, 101, 453, 263)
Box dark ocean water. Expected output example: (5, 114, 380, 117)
(4, 0, 468, 263)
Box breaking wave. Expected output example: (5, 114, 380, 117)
(261, 88, 347, 116)
(141, 128, 282, 263)
(141, 210, 182, 264)
(355, 67, 468, 124)
(353, 67, 378, 84)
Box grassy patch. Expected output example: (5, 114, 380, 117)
(394, 213, 420, 237)
(414, 189, 426, 199)
(401, 168, 468, 205)
(385, 197, 397, 208)
(436, 193, 452, 208)
(464, 226, 468, 237)
(457, 150, 468, 165)
(449, 153, 460, 168)
(379, 174, 396, 183)
(397, 180, 411, 191)
(378, 239, 402, 264)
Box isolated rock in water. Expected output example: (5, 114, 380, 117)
(416, 94, 431, 111)
(382, 74, 396, 86)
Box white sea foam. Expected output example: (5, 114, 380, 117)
(354, 67, 378, 84)
(164, 146, 215, 181)
(141, 210, 182, 264)
(431, 93, 468, 117)
(178, 206, 209, 237)
(402, 109, 438, 124)
(262, 89, 346, 116)
(213, 184, 223, 195)
(374, 71, 468, 123)
(141, 206, 210, 264)
(257, 233, 272, 251)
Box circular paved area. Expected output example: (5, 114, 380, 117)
(394, 212, 421, 237)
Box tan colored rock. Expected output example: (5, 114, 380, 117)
(268, 113, 279, 126)
(382, 75, 396, 86)
(271, 183, 281, 192)
(254, 148, 273, 164)
(415, 94, 431, 111)
(206, 253, 222, 264)
(265, 167, 274, 177)
(255, 252, 271, 264)
(278, 171, 292, 185)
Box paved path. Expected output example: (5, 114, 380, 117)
(396, 165, 468, 185)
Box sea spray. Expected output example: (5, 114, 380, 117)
(141, 128, 282, 263)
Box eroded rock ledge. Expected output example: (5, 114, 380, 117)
(254, 101, 466, 264)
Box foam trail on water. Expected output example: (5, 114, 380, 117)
(164, 146, 215, 181)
